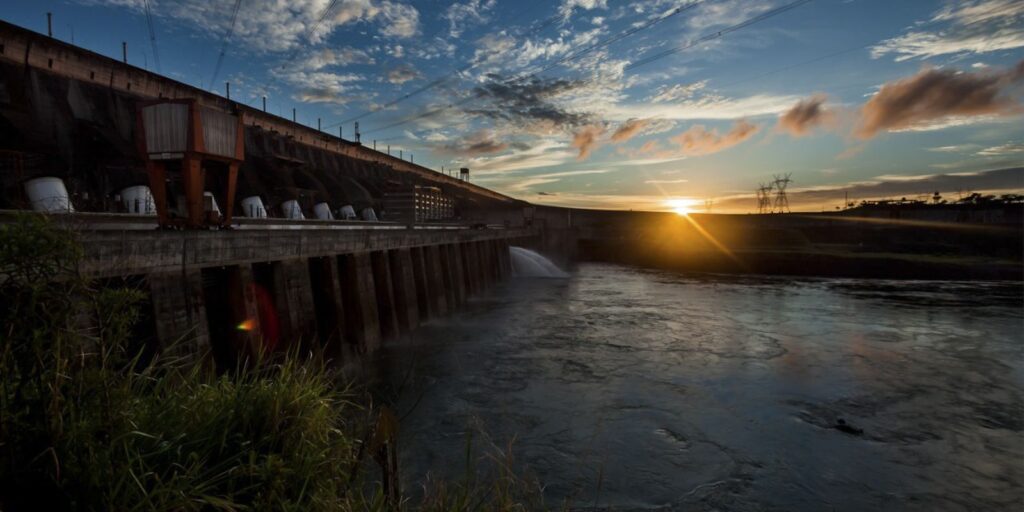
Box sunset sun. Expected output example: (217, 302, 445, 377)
(666, 198, 697, 216)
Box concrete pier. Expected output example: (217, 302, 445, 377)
(340, 252, 381, 355)
(307, 256, 347, 357)
(371, 250, 400, 341)
(388, 248, 420, 334)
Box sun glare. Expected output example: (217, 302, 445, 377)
(666, 198, 697, 216)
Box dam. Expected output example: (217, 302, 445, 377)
(1, 18, 1020, 369)
(0, 20, 558, 365)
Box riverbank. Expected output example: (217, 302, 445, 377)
(580, 241, 1024, 280)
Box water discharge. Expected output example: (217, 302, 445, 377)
(510, 246, 569, 278)
(373, 263, 1023, 511)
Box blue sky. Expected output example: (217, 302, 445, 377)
(4, 0, 1023, 211)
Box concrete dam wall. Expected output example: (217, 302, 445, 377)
(27, 212, 534, 368)
(0, 20, 544, 369)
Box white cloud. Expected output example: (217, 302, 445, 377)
(648, 80, 709, 103)
(978, 142, 1024, 156)
(928, 144, 980, 152)
(604, 93, 801, 121)
(387, 65, 420, 84)
(871, 28, 1024, 61)
(84, 0, 421, 53)
(560, 0, 609, 21)
(444, 0, 497, 37)
(871, 0, 1024, 61)
(457, 140, 575, 174)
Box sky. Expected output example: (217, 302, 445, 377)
(3, 0, 1023, 212)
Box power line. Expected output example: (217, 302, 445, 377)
(325, 0, 557, 129)
(142, 0, 161, 73)
(365, 0, 811, 135)
(711, 0, 1019, 91)
(625, 0, 813, 72)
(509, 0, 705, 84)
(208, 0, 243, 91)
(363, 0, 711, 134)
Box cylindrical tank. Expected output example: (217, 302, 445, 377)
(313, 202, 334, 220)
(203, 191, 221, 214)
(360, 207, 378, 221)
(120, 185, 156, 215)
(339, 205, 357, 220)
(24, 177, 74, 213)
(241, 195, 267, 218)
(282, 199, 305, 220)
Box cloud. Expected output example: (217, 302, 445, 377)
(604, 93, 802, 122)
(978, 143, 1024, 156)
(928, 144, 980, 152)
(433, 130, 521, 157)
(86, 0, 423, 53)
(278, 70, 363, 104)
(386, 64, 420, 84)
(610, 118, 650, 142)
(456, 140, 575, 173)
(856, 62, 1024, 138)
(469, 75, 592, 130)
(648, 80, 709, 103)
(871, 0, 1024, 61)
(670, 119, 760, 156)
(560, 0, 608, 21)
(299, 47, 375, 70)
(377, 1, 420, 37)
(444, 0, 497, 37)
(506, 169, 610, 192)
(777, 94, 834, 137)
(572, 124, 606, 160)
(644, 179, 689, 184)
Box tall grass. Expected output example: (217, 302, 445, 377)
(0, 214, 550, 511)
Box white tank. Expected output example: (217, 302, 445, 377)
(339, 205, 357, 220)
(203, 191, 221, 215)
(360, 207, 378, 221)
(240, 195, 267, 218)
(24, 177, 74, 213)
(120, 185, 155, 215)
(282, 199, 305, 220)
(313, 202, 334, 220)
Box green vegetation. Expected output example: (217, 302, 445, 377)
(0, 215, 551, 511)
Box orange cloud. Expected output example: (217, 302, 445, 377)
(777, 94, 834, 137)
(610, 118, 650, 143)
(671, 119, 760, 156)
(572, 124, 605, 160)
(856, 60, 1024, 138)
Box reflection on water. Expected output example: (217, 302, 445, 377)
(372, 263, 1024, 511)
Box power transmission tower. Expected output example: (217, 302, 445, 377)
(756, 182, 773, 213)
(772, 173, 792, 213)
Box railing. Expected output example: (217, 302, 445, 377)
(0, 210, 509, 231)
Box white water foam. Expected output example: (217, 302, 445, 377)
(509, 247, 568, 278)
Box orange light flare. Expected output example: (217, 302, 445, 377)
(660, 198, 747, 270)
(666, 198, 698, 216)
(236, 318, 256, 332)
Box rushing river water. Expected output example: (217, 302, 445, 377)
(372, 263, 1024, 511)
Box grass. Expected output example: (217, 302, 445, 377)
(0, 214, 553, 511)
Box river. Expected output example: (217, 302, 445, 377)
(371, 263, 1024, 511)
